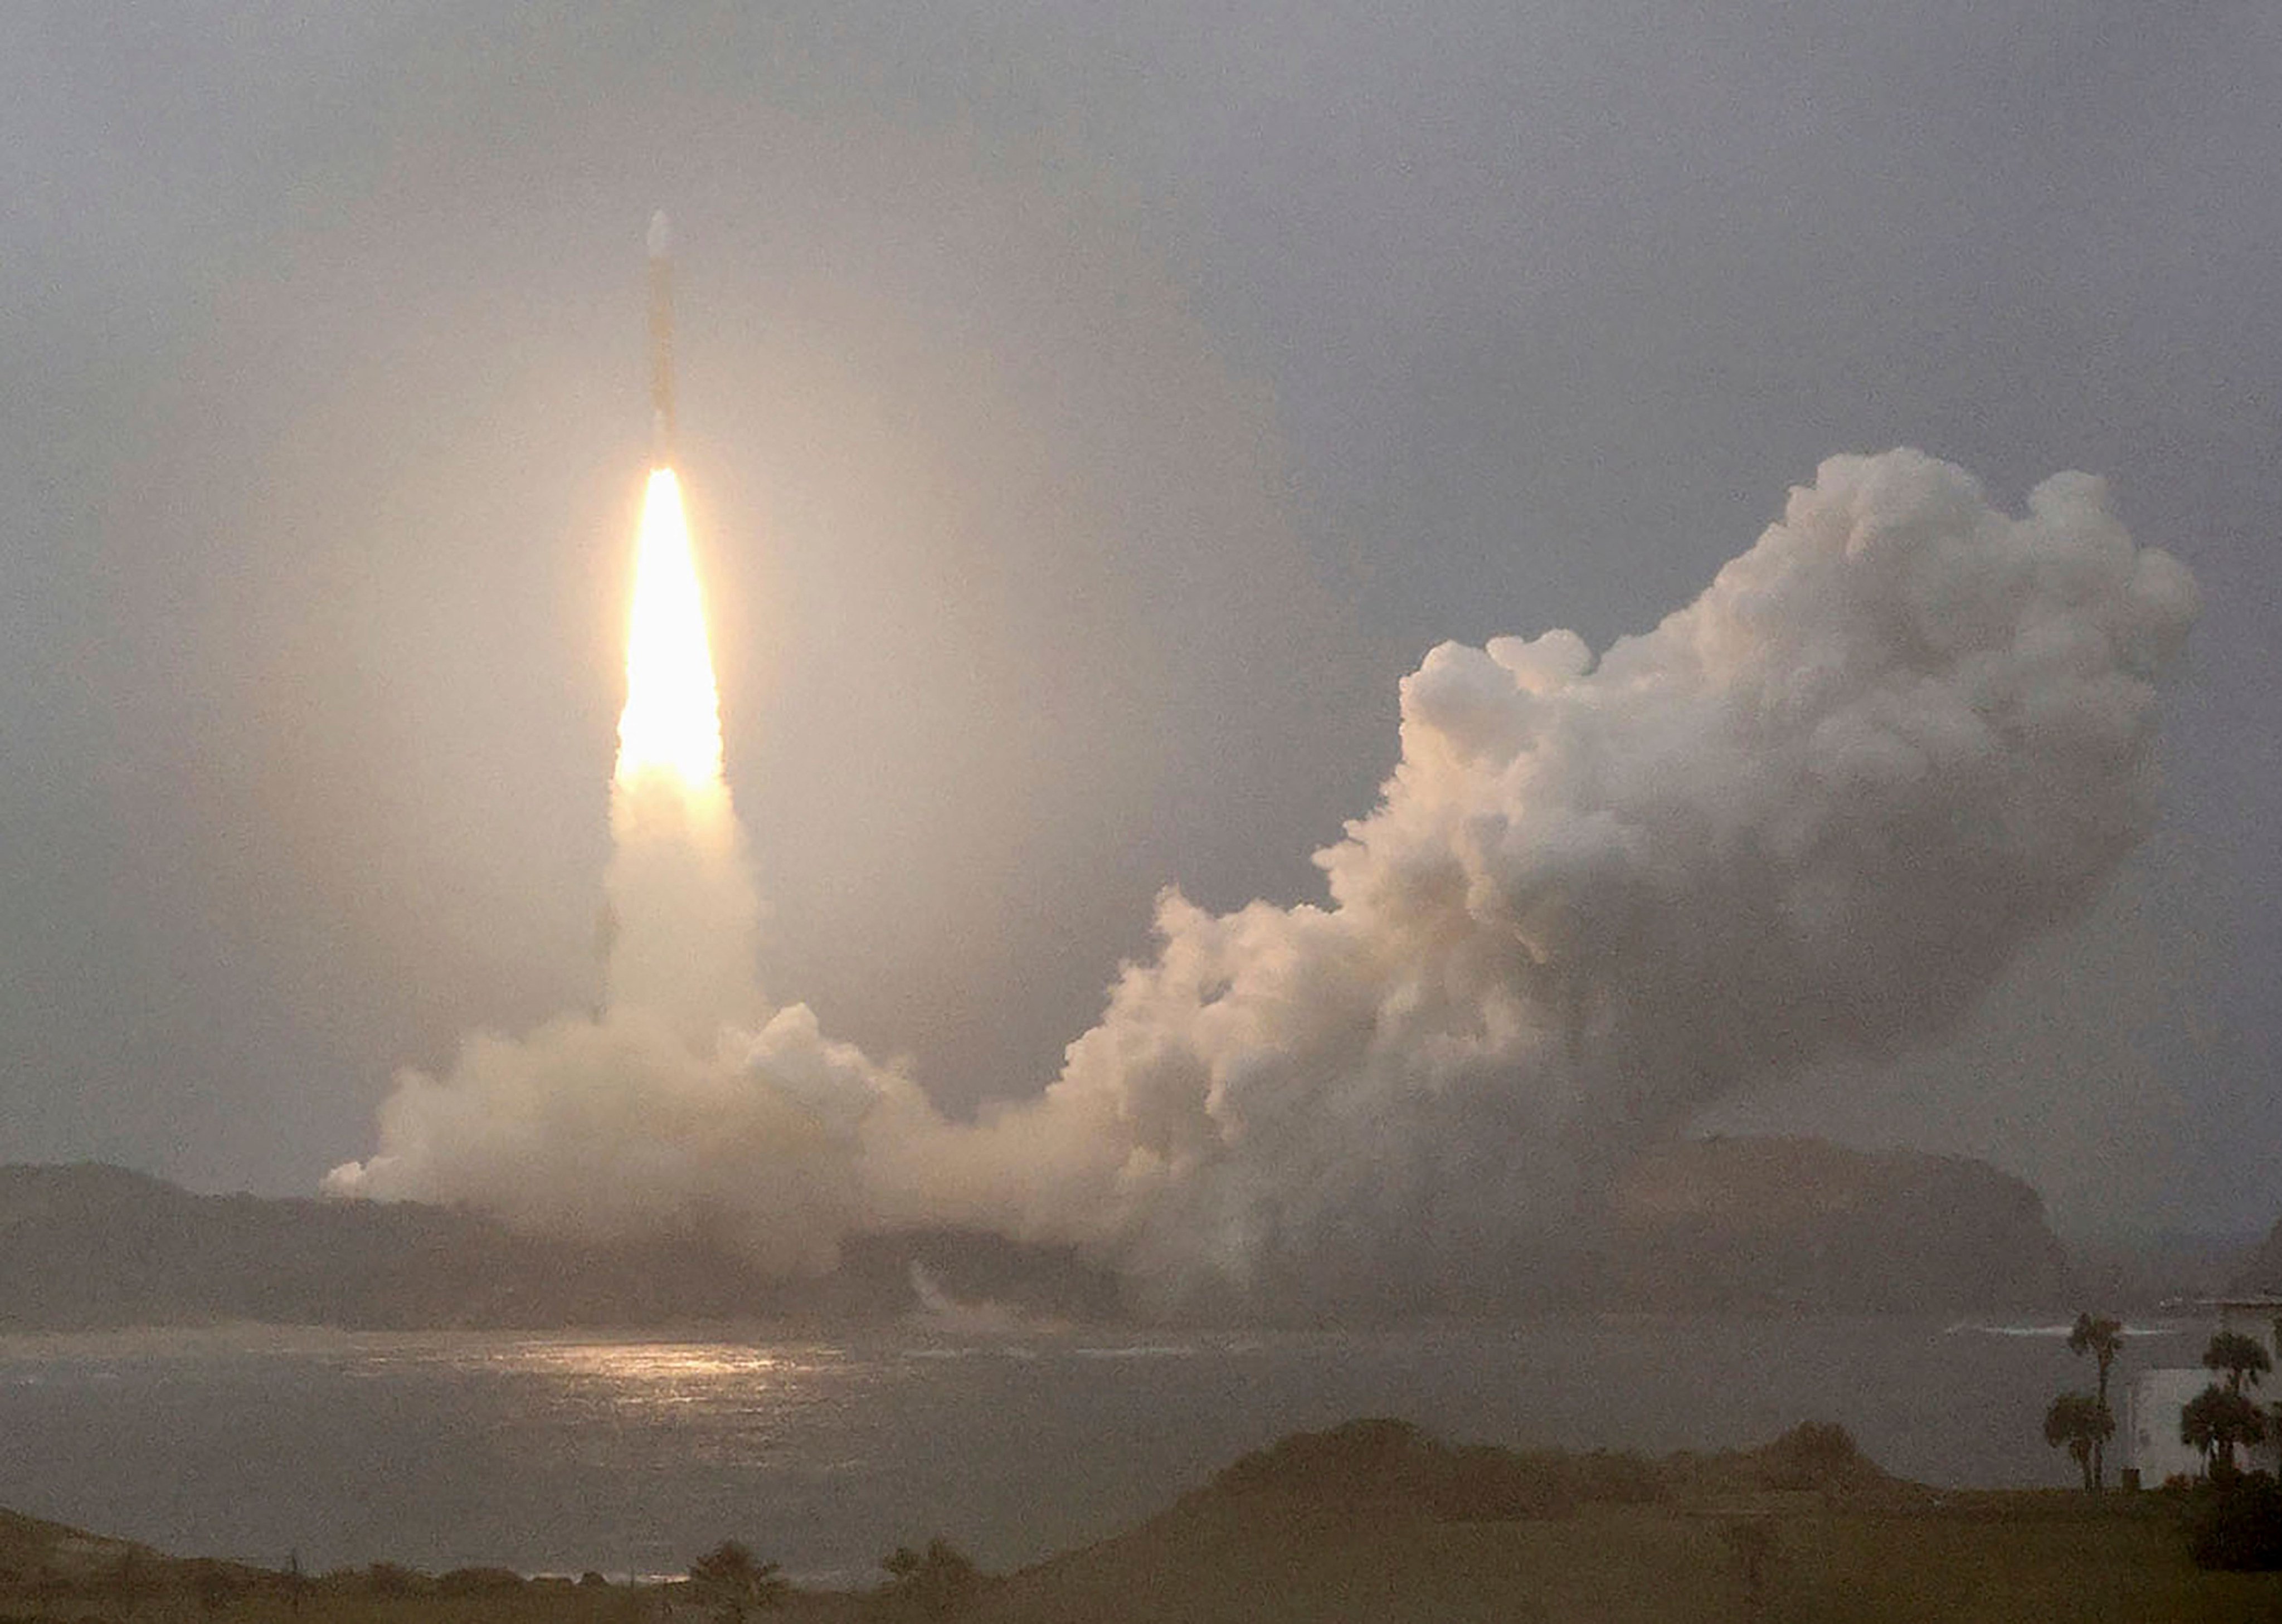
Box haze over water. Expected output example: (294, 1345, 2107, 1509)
(0, 1318, 2196, 1583)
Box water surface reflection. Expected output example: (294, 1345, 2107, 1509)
(0, 1318, 2188, 1582)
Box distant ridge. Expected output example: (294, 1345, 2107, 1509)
(1604, 1137, 2073, 1311)
(0, 1141, 2074, 1331)
(0, 1162, 1112, 1331)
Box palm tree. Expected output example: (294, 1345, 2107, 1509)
(2181, 1383, 2267, 1480)
(2043, 1392, 2113, 1491)
(2066, 1313, 2124, 1488)
(2202, 1329, 2273, 1395)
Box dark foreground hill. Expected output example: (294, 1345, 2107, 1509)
(2, 1420, 2276, 1623)
(960, 1420, 2276, 1623)
(0, 1138, 2071, 1330)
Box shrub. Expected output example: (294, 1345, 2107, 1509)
(688, 1542, 786, 1619)
(1566, 1449, 1663, 1505)
(1215, 1421, 1663, 1520)
(1719, 1516, 1779, 1606)
(436, 1567, 524, 1596)
(2183, 1474, 2282, 1571)
(1432, 1444, 1558, 1520)
(1217, 1418, 1436, 1500)
(881, 1539, 980, 1617)
(362, 1562, 421, 1596)
(186, 1562, 246, 1614)
(1756, 1421, 1874, 1491)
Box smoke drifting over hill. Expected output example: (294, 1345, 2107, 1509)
(328, 450, 2196, 1316)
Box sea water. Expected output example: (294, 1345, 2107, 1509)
(0, 1316, 2196, 1584)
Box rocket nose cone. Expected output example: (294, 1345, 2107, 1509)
(648, 209, 673, 259)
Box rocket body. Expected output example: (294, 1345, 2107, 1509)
(648, 209, 675, 465)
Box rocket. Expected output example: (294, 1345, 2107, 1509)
(648, 209, 675, 466)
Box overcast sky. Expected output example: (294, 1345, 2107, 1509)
(3, 1, 2275, 1237)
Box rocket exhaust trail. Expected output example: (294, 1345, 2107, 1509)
(648, 209, 675, 466)
(608, 211, 748, 1034)
(623, 209, 712, 792)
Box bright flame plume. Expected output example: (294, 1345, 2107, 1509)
(615, 469, 723, 789)
(601, 465, 757, 1035)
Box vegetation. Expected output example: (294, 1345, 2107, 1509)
(2203, 1328, 2273, 1394)
(2045, 1392, 2115, 1491)
(2173, 1328, 2276, 1484)
(2, 1423, 2281, 1621)
(1714, 1515, 1778, 1618)
(2183, 1385, 2269, 1480)
(1736, 1419, 1872, 1492)
(2182, 1475, 2282, 1572)
(878, 1539, 980, 1617)
(2066, 1311, 2124, 1489)
(689, 1540, 786, 1621)
(971, 1476, 2279, 1622)
(1209, 1416, 1666, 1518)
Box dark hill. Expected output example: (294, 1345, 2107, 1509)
(962, 1419, 1931, 1624)
(0, 1163, 1113, 1330)
(0, 1136, 2074, 1330)
(1203, 1415, 1901, 1519)
(1603, 1135, 2072, 1311)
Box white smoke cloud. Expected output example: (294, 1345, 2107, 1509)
(601, 772, 762, 1040)
(328, 450, 2197, 1316)
(327, 747, 924, 1273)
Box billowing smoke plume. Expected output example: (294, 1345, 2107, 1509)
(328, 450, 2196, 1315)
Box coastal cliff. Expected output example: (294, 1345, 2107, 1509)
(0, 1143, 2074, 1330)
(1604, 1136, 2073, 1311)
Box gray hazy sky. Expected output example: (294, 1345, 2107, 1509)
(3, 1, 2275, 1236)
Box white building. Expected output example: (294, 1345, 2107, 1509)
(2128, 1365, 2216, 1485)
(2128, 1295, 2282, 1485)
